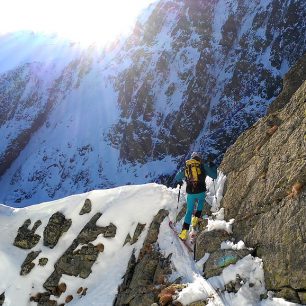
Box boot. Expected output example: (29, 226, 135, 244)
(191, 216, 203, 227)
(179, 229, 188, 241)
(192, 210, 203, 227)
(179, 222, 190, 241)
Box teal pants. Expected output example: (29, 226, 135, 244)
(184, 192, 205, 227)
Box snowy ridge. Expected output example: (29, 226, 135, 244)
(0, 173, 301, 305)
(0, 184, 173, 305)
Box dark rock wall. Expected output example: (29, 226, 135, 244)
(268, 54, 306, 113)
(219, 56, 306, 303)
(108, 0, 306, 163)
(114, 209, 170, 306)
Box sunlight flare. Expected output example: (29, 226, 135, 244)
(0, 0, 156, 46)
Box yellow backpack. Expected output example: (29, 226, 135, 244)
(185, 159, 202, 188)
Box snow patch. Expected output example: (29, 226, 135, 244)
(209, 255, 266, 306)
(221, 240, 248, 250)
(206, 218, 234, 234)
(206, 172, 227, 212)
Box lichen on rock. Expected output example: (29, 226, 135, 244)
(43, 212, 116, 296)
(13, 219, 42, 249)
(79, 198, 92, 215)
(20, 250, 41, 275)
(43, 212, 72, 248)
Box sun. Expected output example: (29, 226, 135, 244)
(0, 0, 156, 46)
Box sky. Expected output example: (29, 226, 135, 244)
(0, 0, 157, 45)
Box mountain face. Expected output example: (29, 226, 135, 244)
(220, 54, 306, 303)
(109, 0, 305, 162)
(0, 0, 306, 206)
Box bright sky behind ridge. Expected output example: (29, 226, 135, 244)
(0, 0, 156, 45)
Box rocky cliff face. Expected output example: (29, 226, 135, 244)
(0, 0, 306, 205)
(108, 0, 306, 163)
(0, 47, 95, 177)
(219, 54, 306, 303)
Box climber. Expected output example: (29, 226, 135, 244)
(174, 152, 217, 240)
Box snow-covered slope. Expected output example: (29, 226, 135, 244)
(0, 178, 301, 306)
(0, 0, 306, 206)
(0, 184, 173, 305)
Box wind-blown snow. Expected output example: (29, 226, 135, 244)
(205, 173, 227, 212)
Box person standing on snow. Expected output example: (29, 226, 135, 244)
(175, 152, 217, 240)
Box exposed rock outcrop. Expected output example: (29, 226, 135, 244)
(77, 213, 116, 242)
(114, 209, 170, 306)
(39, 258, 49, 266)
(158, 284, 186, 306)
(124, 222, 146, 246)
(13, 219, 42, 249)
(43, 212, 116, 294)
(43, 212, 72, 248)
(0, 292, 5, 306)
(30, 292, 57, 306)
(219, 58, 306, 302)
(108, 0, 306, 165)
(203, 249, 250, 279)
(20, 250, 41, 275)
(192, 209, 252, 279)
(131, 223, 146, 244)
(79, 199, 92, 215)
(55, 243, 102, 279)
(195, 230, 230, 261)
(268, 54, 306, 113)
(26, 211, 115, 305)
